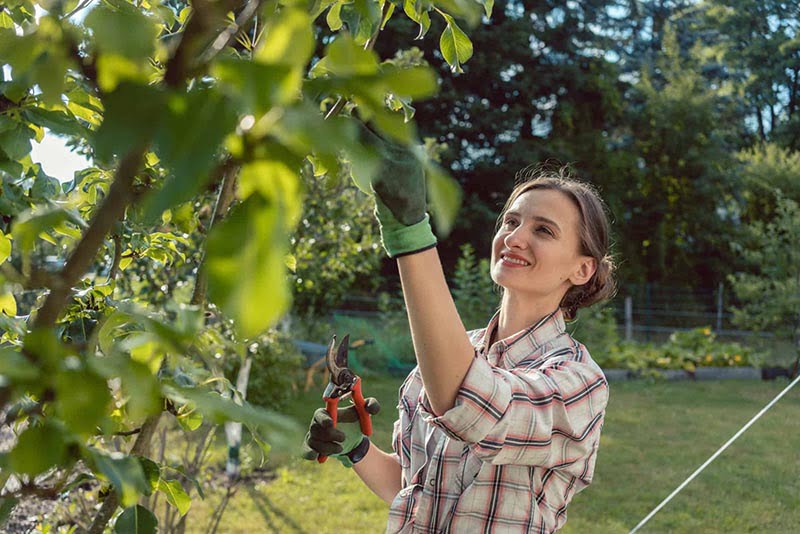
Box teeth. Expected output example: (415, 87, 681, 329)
(503, 255, 529, 266)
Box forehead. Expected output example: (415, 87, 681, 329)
(507, 188, 580, 227)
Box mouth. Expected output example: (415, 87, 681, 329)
(500, 252, 531, 267)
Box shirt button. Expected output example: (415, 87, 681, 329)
(429, 479, 435, 486)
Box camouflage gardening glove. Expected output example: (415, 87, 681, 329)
(302, 397, 381, 468)
(358, 125, 437, 258)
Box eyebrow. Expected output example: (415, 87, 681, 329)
(505, 210, 562, 232)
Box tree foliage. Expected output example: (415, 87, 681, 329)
(0, 0, 483, 529)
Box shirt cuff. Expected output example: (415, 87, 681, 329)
(418, 355, 512, 444)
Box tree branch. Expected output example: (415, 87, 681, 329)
(191, 158, 240, 306)
(88, 413, 162, 534)
(108, 233, 122, 282)
(32, 146, 147, 330)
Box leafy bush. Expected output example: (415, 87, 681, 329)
(224, 330, 305, 410)
(567, 305, 620, 361)
(451, 244, 499, 330)
(594, 326, 761, 372)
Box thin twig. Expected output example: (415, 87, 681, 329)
(112, 427, 141, 437)
(62, 0, 95, 20)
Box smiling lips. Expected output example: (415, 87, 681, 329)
(500, 253, 531, 267)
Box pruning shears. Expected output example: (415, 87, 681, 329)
(318, 334, 372, 463)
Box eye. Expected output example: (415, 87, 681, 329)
(503, 217, 519, 228)
(536, 225, 554, 237)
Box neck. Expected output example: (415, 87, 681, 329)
(494, 291, 561, 342)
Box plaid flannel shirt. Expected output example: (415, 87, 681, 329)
(387, 309, 608, 533)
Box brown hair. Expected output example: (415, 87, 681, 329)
(498, 164, 617, 320)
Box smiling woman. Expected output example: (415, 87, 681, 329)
(30, 130, 91, 183)
(303, 156, 619, 533)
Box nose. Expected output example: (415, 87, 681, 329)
(503, 224, 528, 249)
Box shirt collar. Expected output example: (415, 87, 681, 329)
(478, 308, 567, 367)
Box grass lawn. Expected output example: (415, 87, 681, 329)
(185, 376, 800, 533)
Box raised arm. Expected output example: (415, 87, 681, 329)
(357, 127, 474, 415)
(397, 249, 474, 415)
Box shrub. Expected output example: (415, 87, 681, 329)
(451, 244, 499, 330)
(567, 305, 620, 361)
(594, 327, 761, 372)
(224, 330, 305, 410)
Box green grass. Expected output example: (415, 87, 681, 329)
(186, 377, 800, 533)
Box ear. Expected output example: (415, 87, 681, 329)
(569, 256, 597, 287)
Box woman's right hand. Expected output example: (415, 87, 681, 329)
(355, 124, 437, 258)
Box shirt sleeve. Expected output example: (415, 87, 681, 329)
(418, 353, 608, 470)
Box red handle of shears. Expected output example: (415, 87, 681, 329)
(317, 377, 372, 464)
(351, 378, 372, 437)
(317, 397, 339, 464)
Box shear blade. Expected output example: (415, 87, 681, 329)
(326, 334, 350, 383)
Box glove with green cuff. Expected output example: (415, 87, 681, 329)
(302, 397, 380, 467)
(358, 125, 437, 258)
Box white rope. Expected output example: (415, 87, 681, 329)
(629, 372, 800, 534)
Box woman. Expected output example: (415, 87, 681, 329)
(303, 154, 615, 533)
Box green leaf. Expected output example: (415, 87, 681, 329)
(339, 0, 380, 44)
(439, 13, 473, 73)
(0, 232, 9, 264)
(94, 83, 166, 162)
(122, 359, 162, 420)
(212, 59, 297, 114)
(479, 0, 494, 18)
(114, 505, 157, 534)
(85, 4, 159, 60)
(144, 89, 238, 219)
(53, 368, 111, 435)
(426, 162, 461, 236)
(29, 46, 70, 106)
(162, 385, 299, 439)
(381, 65, 438, 99)
(326, 1, 343, 30)
(403, 0, 430, 38)
(176, 410, 203, 431)
(96, 54, 150, 93)
(157, 478, 191, 516)
(137, 456, 161, 496)
(30, 170, 60, 200)
(206, 194, 291, 338)
(237, 159, 303, 225)
(0, 346, 39, 381)
(9, 422, 70, 475)
(11, 206, 86, 254)
(324, 34, 380, 76)
(86, 448, 149, 507)
(381, 1, 395, 29)
(0, 11, 14, 29)
(0, 123, 34, 161)
(256, 8, 314, 68)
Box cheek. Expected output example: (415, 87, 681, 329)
(490, 233, 503, 263)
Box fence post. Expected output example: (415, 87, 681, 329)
(716, 282, 724, 332)
(625, 296, 633, 341)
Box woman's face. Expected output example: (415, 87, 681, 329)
(491, 188, 595, 304)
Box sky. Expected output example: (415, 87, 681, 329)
(30, 132, 91, 183)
